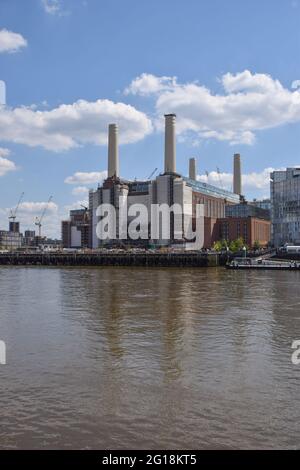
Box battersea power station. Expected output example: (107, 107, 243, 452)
(62, 114, 271, 250)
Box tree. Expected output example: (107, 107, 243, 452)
(253, 240, 261, 251)
(213, 239, 229, 252)
(213, 241, 223, 252)
(229, 237, 247, 253)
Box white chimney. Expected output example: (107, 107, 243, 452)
(233, 153, 242, 195)
(164, 114, 176, 173)
(189, 158, 197, 180)
(108, 123, 119, 178)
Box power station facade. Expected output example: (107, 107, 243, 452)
(89, 114, 241, 249)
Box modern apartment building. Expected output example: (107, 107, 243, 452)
(271, 168, 300, 247)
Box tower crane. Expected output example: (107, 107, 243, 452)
(80, 204, 89, 223)
(216, 167, 224, 189)
(147, 168, 158, 180)
(35, 196, 53, 238)
(9, 192, 24, 226)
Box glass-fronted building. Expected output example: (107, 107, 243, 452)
(271, 168, 300, 247)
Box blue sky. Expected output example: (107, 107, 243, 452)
(1, 0, 300, 237)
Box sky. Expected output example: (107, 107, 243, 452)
(1, 0, 300, 238)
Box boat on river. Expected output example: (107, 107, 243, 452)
(226, 257, 300, 270)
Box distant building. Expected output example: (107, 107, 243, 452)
(9, 221, 20, 233)
(38, 239, 62, 252)
(22, 230, 36, 246)
(62, 209, 90, 248)
(226, 202, 270, 220)
(215, 217, 271, 248)
(0, 230, 22, 250)
(271, 168, 300, 247)
(250, 198, 271, 212)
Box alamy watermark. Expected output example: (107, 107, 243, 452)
(0, 80, 6, 106)
(0, 340, 6, 365)
(95, 198, 205, 249)
(291, 340, 300, 365)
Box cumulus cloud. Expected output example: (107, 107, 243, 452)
(0, 29, 27, 53)
(0, 80, 6, 106)
(0, 100, 152, 151)
(0, 157, 16, 176)
(17, 201, 58, 214)
(41, 0, 63, 15)
(197, 167, 278, 193)
(124, 73, 177, 96)
(0, 147, 10, 158)
(64, 200, 89, 213)
(126, 70, 300, 145)
(64, 170, 107, 185)
(0, 148, 17, 176)
(71, 186, 89, 196)
(291, 80, 300, 90)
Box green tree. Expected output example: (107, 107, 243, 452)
(213, 239, 229, 252)
(229, 237, 247, 253)
(213, 241, 223, 252)
(253, 240, 261, 251)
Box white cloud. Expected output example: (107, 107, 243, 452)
(0, 157, 16, 176)
(126, 70, 300, 145)
(41, 0, 63, 15)
(221, 70, 282, 94)
(0, 148, 17, 176)
(291, 80, 300, 89)
(64, 200, 89, 213)
(0, 100, 152, 151)
(0, 80, 6, 106)
(197, 167, 278, 193)
(0, 147, 10, 158)
(124, 73, 177, 96)
(17, 201, 58, 215)
(71, 186, 89, 196)
(0, 29, 27, 53)
(64, 170, 107, 185)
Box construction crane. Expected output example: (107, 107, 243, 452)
(9, 192, 24, 224)
(80, 204, 89, 223)
(147, 168, 158, 180)
(216, 167, 224, 189)
(35, 196, 53, 238)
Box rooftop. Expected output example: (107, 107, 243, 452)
(183, 177, 240, 203)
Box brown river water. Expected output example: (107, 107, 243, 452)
(0, 266, 299, 449)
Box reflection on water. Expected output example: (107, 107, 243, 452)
(0, 266, 300, 449)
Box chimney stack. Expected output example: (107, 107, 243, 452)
(233, 153, 242, 195)
(108, 123, 119, 178)
(164, 114, 176, 173)
(189, 158, 197, 180)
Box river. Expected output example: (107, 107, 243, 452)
(0, 266, 299, 449)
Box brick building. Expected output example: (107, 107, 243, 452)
(62, 209, 90, 249)
(215, 217, 271, 248)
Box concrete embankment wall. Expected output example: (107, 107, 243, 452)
(0, 252, 225, 268)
